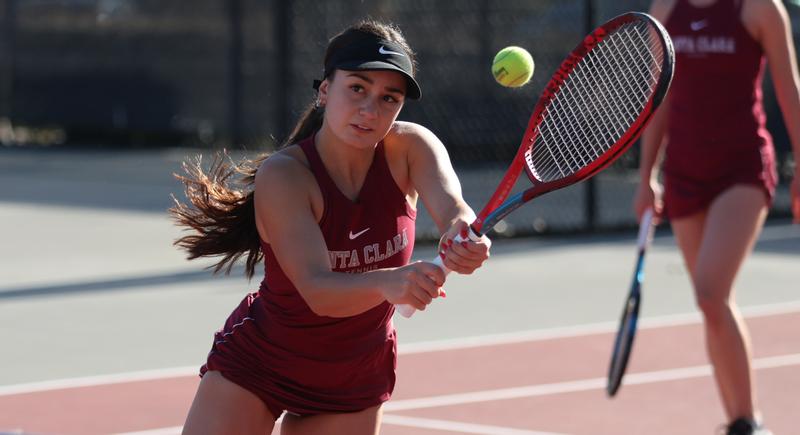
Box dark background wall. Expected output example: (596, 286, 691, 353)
(1, 0, 797, 233)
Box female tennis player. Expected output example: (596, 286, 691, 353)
(635, 0, 800, 433)
(172, 19, 491, 434)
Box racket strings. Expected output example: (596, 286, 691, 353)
(528, 21, 665, 182)
(533, 24, 661, 180)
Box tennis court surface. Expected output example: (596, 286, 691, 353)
(2, 304, 799, 434)
(1, 149, 798, 434)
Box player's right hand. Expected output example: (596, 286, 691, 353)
(438, 220, 492, 275)
(381, 261, 446, 311)
(633, 179, 663, 224)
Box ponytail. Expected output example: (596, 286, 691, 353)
(170, 101, 324, 279)
(170, 154, 263, 279)
(284, 103, 324, 147)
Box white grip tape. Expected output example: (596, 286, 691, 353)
(396, 229, 479, 318)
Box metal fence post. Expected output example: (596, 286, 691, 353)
(275, 0, 291, 145)
(1, 0, 16, 121)
(227, 0, 243, 147)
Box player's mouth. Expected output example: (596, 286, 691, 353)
(350, 123, 374, 133)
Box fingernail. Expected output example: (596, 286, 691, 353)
(440, 289, 447, 298)
(461, 241, 468, 248)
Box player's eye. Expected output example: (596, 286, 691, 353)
(383, 94, 400, 103)
(350, 84, 364, 93)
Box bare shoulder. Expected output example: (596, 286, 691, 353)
(383, 122, 448, 197)
(385, 121, 439, 149)
(742, 0, 789, 43)
(743, 0, 786, 21)
(385, 121, 450, 162)
(252, 145, 324, 241)
(255, 145, 314, 192)
(649, 0, 677, 23)
(384, 121, 449, 163)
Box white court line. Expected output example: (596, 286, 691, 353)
(111, 353, 800, 435)
(398, 299, 800, 354)
(113, 427, 182, 435)
(383, 353, 800, 412)
(3, 299, 799, 397)
(111, 416, 562, 435)
(0, 366, 198, 397)
(381, 414, 566, 435)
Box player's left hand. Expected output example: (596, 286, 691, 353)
(439, 220, 491, 274)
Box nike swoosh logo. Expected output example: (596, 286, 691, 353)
(378, 45, 404, 57)
(690, 20, 708, 31)
(349, 228, 370, 240)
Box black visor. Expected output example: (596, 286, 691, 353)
(314, 34, 421, 100)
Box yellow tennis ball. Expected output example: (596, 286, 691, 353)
(492, 46, 534, 88)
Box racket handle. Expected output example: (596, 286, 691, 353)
(637, 208, 655, 249)
(397, 228, 482, 318)
(395, 303, 417, 318)
(429, 249, 453, 275)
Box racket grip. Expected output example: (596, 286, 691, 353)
(395, 303, 417, 318)
(396, 229, 480, 318)
(637, 208, 655, 249)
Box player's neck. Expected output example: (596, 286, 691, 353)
(314, 126, 376, 194)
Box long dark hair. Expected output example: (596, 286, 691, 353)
(170, 18, 417, 279)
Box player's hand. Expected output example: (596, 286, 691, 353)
(439, 220, 491, 275)
(381, 261, 446, 311)
(633, 179, 663, 224)
(791, 170, 800, 224)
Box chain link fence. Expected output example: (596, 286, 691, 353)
(0, 0, 796, 238)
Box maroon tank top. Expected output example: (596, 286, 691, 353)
(202, 134, 417, 414)
(663, 0, 773, 180)
(258, 134, 416, 335)
(249, 134, 416, 410)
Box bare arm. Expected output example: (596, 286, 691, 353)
(641, 0, 676, 180)
(639, 98, 671, 185)
(388, 122, 490, 274)
(398, 123, 475, 232)
(254, 153, 443, 317)
(752, 0, 800, 221)
(633, 0, 676, 220)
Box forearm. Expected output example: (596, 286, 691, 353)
(416, 158, 475, 234)
(296, 269, 391, 318)
(639, 138, 663, 184)
(639, 105, 669, 183)
(436, 200, 477, 234)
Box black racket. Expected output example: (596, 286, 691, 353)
(606, 207, 656, 396)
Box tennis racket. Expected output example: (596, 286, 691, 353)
(606, 207, 656, 396)
(397, 12, 674, 318)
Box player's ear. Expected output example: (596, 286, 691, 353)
(317, 79, 330, 106)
